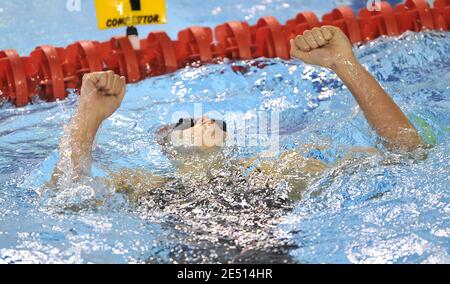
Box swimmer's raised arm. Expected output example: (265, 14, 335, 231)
(52, 71, 126, 183)
(290, 26, 423, 151)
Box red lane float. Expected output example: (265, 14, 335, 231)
(359, 2, 399, 40)
(0, 50, 30, 107)
(322, 7, 362, 43)
(178, 26, 226, 63)
(103, 36, 141, 83)
(433, 0, 450, 29)
(396, 0, 435, 32)
(215, 21, 254, 60)
(146, 31, 182, 75)
(285, 12, 321, 38)
(255, 16, 290, 59)
(66, 41, 103, 86)
(30, 46, 67, 101)
(0, 0, 448, 107)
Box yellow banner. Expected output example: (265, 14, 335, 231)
(94, 0, 167, 30)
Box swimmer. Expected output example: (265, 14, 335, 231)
(50, 26, 423, 196)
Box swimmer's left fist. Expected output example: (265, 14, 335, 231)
(290, 26, 356, 70)
(78, 71, 127, 123)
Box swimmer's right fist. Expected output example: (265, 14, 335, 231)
(78, 71, 126, 122)
(290, 26, 356, 70)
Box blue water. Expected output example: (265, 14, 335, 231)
(0, 0, 449, 263)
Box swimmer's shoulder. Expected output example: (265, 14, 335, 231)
(235, 147, 328, 176)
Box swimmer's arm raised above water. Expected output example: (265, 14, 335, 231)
(290, 26, 423, 151)
(52, 71, 126, 183)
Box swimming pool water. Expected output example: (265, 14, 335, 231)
(0, 0, 449, 263)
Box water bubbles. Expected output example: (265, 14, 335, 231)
(126, 156, 296, 263)
(1, 30, 449, 263)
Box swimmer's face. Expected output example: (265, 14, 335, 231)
(165, 116, 227, 149)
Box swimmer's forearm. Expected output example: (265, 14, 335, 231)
(53, 107, 102, 183)
(69, 109, 102, 177)
(333, 58, 423, 151)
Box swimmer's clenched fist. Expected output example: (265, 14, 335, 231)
(79, 71, 126, 122)
(290, 26, 355, 70)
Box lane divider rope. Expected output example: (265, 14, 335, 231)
(0, 0, 448, 107)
